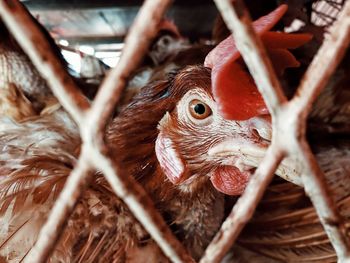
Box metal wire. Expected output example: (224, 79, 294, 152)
(0, 0, 193, 262)
(200, 0, 350, 262)
(0, 0, 349, 262)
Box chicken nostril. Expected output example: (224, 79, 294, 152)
(251, 127, 272, 142)
(251, 128, 260, 139)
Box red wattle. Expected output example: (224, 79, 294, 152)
(210, 165, 250, 195)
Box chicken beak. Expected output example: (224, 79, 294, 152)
(208, 116, 302, 187)
(208, 140, 302, 186)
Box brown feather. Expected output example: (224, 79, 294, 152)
(238, 145, 350, 262)
(0, 66, 224, 261)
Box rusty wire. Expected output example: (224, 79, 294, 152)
(200, 0, 350, 262)
(0, 0, 194, 262)
(0, 0, 349, 262)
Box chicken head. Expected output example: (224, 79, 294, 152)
(155, 65, 272, 195)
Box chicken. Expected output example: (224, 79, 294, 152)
(119, 19, 210, 111)
(0, 19, 63, 119)
(0, 62, 273, 262)
(0, 83, 36, 122)
(0, 4, 341, 262)
(0, 14, 104, 120)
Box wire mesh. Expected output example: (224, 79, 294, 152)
(0, 0, 349, 262)
(312, 0, 345, 26)
(201, 1, 350, 262)
(0, 0, 192, 262)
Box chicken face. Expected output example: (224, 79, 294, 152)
(155, 66, 272, 195)
(109, 5, 310, 197)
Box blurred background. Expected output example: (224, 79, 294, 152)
(21, 0, 343, 75)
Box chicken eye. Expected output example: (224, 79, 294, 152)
(189, 99, 212, 120)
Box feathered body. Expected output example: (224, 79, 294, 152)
(239, 144, 350, 262)
(0, 67, 229, 262)
(0, 18, 67, 118)
(0, 23, 50, 120)
(1, 65, 349, 263)
(107, 67, 228, 259)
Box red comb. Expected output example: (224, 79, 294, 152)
(204, 5, 288, 69)
(205, 5, 312, 120)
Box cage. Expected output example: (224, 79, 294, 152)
(0, 0, 349, 262)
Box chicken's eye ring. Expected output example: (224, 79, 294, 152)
(189, 99, 212, 120)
